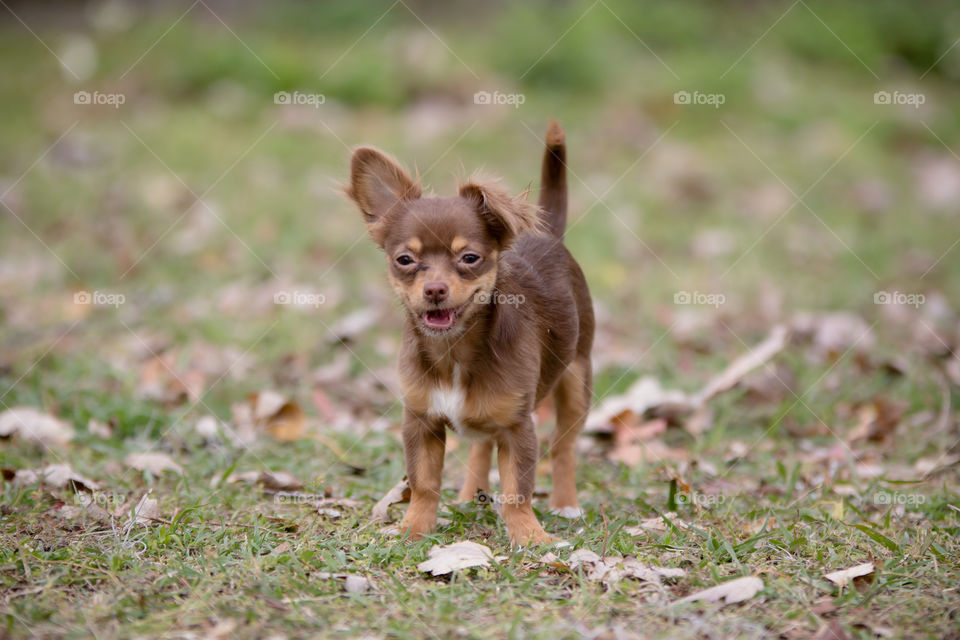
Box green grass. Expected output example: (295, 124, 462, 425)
(1, 1, 959, 638)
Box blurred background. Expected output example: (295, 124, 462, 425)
(1, 0, 959, 468)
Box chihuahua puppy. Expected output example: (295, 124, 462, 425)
(347, 122, 594, 545)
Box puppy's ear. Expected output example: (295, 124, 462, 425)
(346, 147, 421, 245)
(458, 178, 542, 249)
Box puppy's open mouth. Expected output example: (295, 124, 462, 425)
(421, 301, 470, 332)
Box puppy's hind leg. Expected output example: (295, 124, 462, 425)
(550, 357, 591, 518)
(457, 438, 494, 502)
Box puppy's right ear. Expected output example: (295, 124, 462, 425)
(346, 147, 420, 245)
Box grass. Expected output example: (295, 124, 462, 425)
(1, 1, 959, 638)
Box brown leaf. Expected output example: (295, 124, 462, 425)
(231, 391, 307, 443)
(226, 470, 303, 491)
(266, 401, 306, 441)
(568, 549, 686, 584)
(824, 562, 874, 589)
(13, 464, 99, 492)
(0, 407, 75, 446)
(125, 452, 184, 475)
(137, 354, 205, 406)
(125, 492, 162, 527)
(674, 575, 764, 606)
(810, 597, 837, 616)
(848, 397, 906, 443)
(417, 541, 493, 575)
(792, 312, 874, 362)
(811, 621, 847, 640)
(624, 512, 689, 534)
(371, 477, 410, 522)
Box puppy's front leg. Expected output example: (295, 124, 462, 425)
(497, 419, 556, 546)
(399, 410, 445, 540)
(457, 439, 494, 502)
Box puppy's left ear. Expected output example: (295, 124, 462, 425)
(458, 179, 542, 249)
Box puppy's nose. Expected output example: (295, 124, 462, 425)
(423, 281, 449, 304)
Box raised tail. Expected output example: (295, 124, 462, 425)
(539, 121, 567, 238)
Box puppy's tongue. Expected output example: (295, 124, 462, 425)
(423, 309, 455, 330)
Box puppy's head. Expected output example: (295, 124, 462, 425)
(347, 147, 539, 337)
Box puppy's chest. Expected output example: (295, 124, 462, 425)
(427, 367, 472, 435)
(404, 365, 520, 436)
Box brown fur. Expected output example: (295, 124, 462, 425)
(347, 122, 595, 546)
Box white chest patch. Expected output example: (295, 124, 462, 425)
(427, 365, 467, 434)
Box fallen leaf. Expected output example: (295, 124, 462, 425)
(344, 575, 370, 593)
(824, 562, 874, 589)
(847, 397, 906, 444)
(587, 325, 789, 438)
(609, 437, 689, 466)
(137, 354, 205, 406)
(328, 308, 379, 344)
(913, 152, 960, 211)
(202, 619, 237, 640)
(624, 512, 689, 534)
(674, 575, 764, 606)
(125, 493, 162, 527)
(87, 418, 112, 438)
(568, 549, 685, 584)
(313, 572, 374, 593)
(195, 415, 220, 439)
(226, 470, 303, 491)
(0, 407, 75, 445)
(71, 493, 114, 525)
(14, 464, 99, 492)
(792, 312, 874, 362)
(371, 477, 410, 522)
(125, 452, 184, 475)
(233, 391, 307, 442)
(812, 621, 848, 640)
(810, 597, 837, 616)
(608, 417, 672, 465)
(586, 377, 694, 434)
(417, 541, 493, 575)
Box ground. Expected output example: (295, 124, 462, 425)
(1, 2, 959, 639)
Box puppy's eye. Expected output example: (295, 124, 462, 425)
(460, 253, 481, 265)
(396, 255, 415, 266)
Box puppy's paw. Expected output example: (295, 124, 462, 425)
(507, 522, 557, 547)
(398, 513, 436, 542)
(548, 505, 584, 519)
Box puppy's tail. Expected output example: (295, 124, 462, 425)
(539, 121, 568, 239)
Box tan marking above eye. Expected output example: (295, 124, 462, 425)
(407, 237, 423, 253)
(450, 236, 468, 254)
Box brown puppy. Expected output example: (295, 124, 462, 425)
(347, 122, 594, 545)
